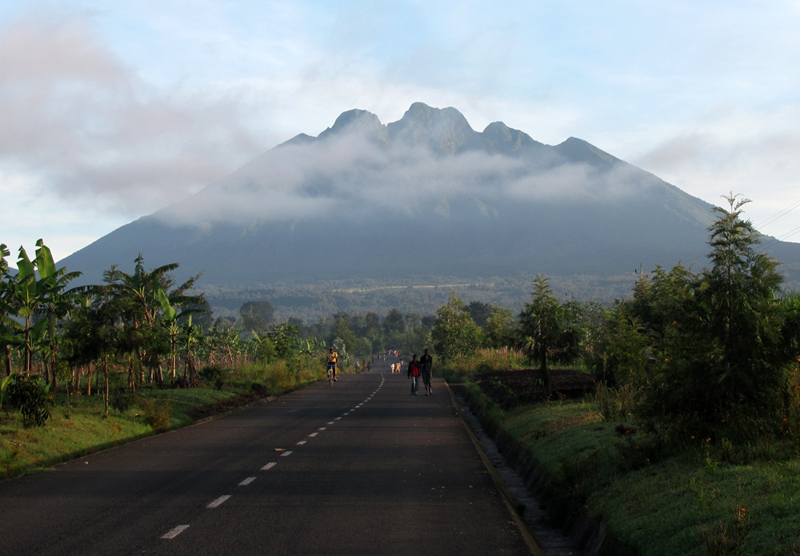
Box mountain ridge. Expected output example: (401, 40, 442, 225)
(57, 102, 800, 305)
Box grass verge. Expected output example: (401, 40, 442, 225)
(464, 383, 800, 556)
(0, 358, 326, 481)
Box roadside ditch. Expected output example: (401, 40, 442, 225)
(447, 382, 638, 556)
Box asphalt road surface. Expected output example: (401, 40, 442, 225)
(0, 370, 530, 556)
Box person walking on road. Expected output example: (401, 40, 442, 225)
(408, 355, 421, 396)
(420, 348, 433, 395)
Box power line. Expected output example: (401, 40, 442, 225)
(754, 197, 800, 231)
(761, 224, 800, 251)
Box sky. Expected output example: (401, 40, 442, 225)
(2, 0, 800, 265)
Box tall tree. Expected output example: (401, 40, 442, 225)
(518, 275, 564, 376)
(700, 193, 785, 413)
(638, 194, 787, 432)
(430, 292, 482, 362)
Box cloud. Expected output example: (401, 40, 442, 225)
(0, 14, 262, 215)
(632, 108, 800, 237)
(164, 123, 652, 226)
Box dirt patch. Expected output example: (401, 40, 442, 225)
(476, 368, 596, 409)
(187, 391, 264, 420)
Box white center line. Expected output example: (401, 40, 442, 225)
(308, 432, 318, 437)
(239, 477, 257, 486)
(296, 440, 307, 445)
(280, 450, 293, 457)
(261, 462, 277, 471)
(319, 427, 327, 431)
(327, 421, 334, 425)
(162, 525, 190, 539)
(207, 495, 231, 509)
(335, 417, 342, 420)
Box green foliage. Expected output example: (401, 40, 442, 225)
(483, 305, 516, 349)
(636, 195, 789, 436)
(594, 381, 637, 420)
(137, 397, 172, 430)
(7, 375, 51, 427)
(430, 292, 482, 362)
(239, 300, 275, 331)
(111, 388, 135, 412)
(200, 364, 229, 390)
(518, 275, 582, 388)
(383, 308, 406, 334)
(585, 303, 650, 387)
(0, 372, 16, 410)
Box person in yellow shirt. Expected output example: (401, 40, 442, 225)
(326, 347, 339, 382)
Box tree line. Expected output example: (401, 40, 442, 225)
(4, 193, 798, 441)
(429, 194, 800, 443)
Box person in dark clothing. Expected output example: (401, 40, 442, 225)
(420, 348, 433, 395)
(408, 354, 421, 396)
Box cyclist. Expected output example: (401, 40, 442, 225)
(326, 346, 339, 382)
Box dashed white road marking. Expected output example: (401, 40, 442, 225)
(308, 432, 318, 437)
(207, 495, 231, 509)
(319, 427, 327, 431)
(335, 417, 342, 421)
(162, 525, 190, 539)
(261, 462, 277, 471)
(296, 440, 307, 445)
(280, 450, 293, 457)
(327, 421, 334, 425)
(239, 477, 257, 486)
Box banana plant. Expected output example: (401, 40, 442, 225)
(33, 240, 84, 390)
(158, 288, 180, 380)
(2, 241, 83, 377)
(0, 372, 16, 410)
(0, 243, 20, 376)
(107, 255, 205, 384)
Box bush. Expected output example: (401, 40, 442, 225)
(111, 388, 135, 412)
(137, 397, 172, 430)
(200, 365, 229, 390)
(6, 375, 51, 427)
(595, 381, 637, 420)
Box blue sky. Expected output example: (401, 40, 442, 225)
(2, 0, 800, 264)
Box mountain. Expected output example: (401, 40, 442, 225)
(58, 102, 800, 297)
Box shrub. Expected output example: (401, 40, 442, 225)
(6, 375, 51, 427)
(200, 365, 229, 390)
(595, 381, 637, 420)
(111, 388, 135, 412)
(137, 397, 172, 430)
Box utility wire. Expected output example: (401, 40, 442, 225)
(761, 224, 800, 251)
(755, 197, 800, 231)
(650, 199, 800, 271)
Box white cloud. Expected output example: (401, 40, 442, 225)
(632, 105, 800, 239)
(0, 14, 263, 216)
(163, 123, 654, 227)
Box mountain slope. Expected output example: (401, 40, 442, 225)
(58, 103, 800, 291)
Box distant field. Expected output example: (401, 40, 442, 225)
(202, 273, 643, 321)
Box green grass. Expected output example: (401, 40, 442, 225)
(0, 357, 327, 481)
(466, 388, 800, 555)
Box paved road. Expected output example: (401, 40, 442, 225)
(0, 371, 530, 556)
